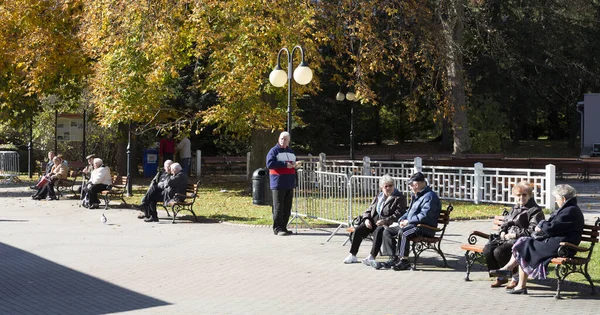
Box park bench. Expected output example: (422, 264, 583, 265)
(460, 209, 510, 281)
(55, 170, 81, 199)
(461, 215, 600, 299)
(100, 175, 129, 210)
(409, 204, 454, 270)
(164, 180, 201, 223)
(224, 156, 247, 175)
(201, 156, 227, 175)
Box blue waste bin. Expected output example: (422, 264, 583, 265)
(143, 149, 159, 178)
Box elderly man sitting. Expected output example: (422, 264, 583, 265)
(142, 162, 188, 222)
(137, 159, 173, 219)
(84, 158, 112, 209)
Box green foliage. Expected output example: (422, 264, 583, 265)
(468, 96, 507, 153)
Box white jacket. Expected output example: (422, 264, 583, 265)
(90, 166, 112, 185)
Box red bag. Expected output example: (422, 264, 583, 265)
(36, 176, 50, 189)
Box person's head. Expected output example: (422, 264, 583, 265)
(552, 184, 577, 208)
(48, 151, 55, 161)
(512, 181, 534, 206)
(164, 159, 174, 173)
(278, 131, 291, 148)
(93, 158, 103, 169)
(379, 174, 395, 197)
(407, 172, 426, 194)
(52, 156, 62, 165)
(86, 154, 96, 164)
(170, 162, 182, 175)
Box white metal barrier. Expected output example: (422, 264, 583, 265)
(0, 151, 20, 183)
(293, 155, 555, 240)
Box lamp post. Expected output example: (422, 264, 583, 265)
(269, 46, 313, 136)
(336, 91, 357, 160)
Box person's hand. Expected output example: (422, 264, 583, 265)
(376, 219, 385, 226)
(505, 233, 516, 239)
(286, 162, 294, 169)
(365, 219, 372, 229)
(86, 183, 92, 190)
(499, 231, 506, 240)
(399, 220, 408, 228)
(535, 226, 542, 232)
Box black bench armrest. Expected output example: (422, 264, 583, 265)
(416, 223, 442, 233)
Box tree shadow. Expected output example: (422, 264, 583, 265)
(0, 242, 169, 314)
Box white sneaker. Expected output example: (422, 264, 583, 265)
(362, 255, 375, 266)
(343, 254, 357, 264)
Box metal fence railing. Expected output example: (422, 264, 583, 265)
(293, 154, 555, 241)
(0, 151, 20, 184)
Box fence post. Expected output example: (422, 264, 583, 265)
(318, 152, 326, 172)
(362, 156, 371, 176)
(196, 150, 202, 177)
(545, 164, 556, 210)
(413, 157, 422, 174)
(474, 162, 483, 204)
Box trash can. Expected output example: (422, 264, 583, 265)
(252, 168, 269, 205)
(143, 149, 159, 178)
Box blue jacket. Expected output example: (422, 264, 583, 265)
(399, 186, 441, 228)
(266, 144, 296, 190)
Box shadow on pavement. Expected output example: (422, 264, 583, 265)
(0, 242, 169, 314)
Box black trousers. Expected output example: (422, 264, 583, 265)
(141, 182, 163, 205)
(483, 240, 515, 271)
(350, 222, 385, 257)
(89, 184, 108, 205)
(382, 224, 419, 258)
(35, 182, 56, 199)
(145, 188, 165, 219)
(271, 189, 293, 233)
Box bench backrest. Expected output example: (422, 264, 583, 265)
(185, 180, 201, 203)
(575, 218, 600, 260)
(436, 204, 454, 239)
(111, 175, 128, 187)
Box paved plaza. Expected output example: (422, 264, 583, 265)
(1, 180, 599, 314)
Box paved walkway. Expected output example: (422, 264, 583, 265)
(0, 181, 599, 315)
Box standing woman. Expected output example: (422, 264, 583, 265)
(266, 131, 297, 236)
(343, 174, 407, 264)
(484, 181, 545, 288)
(490, 184, 585, 294)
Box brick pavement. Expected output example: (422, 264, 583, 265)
(0, 182, 599, 315)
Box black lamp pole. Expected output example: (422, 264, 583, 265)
(126, 123, 132, 196)
(28, 120, 33, 178)
(350, 103, 355, 160)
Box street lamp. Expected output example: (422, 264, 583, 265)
(269, 46, 313, 136)
(336, 91, 357, 160)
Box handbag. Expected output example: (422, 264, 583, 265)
(35, 176, 51, 189)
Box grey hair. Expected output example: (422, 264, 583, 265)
(170, 162, 182, 172)
(279, 131, 290, 139)
(379, 174, 394, 188)
(93, 158, 103, 166)
(164, 159, 174, 167)
(552, 184, 577, 200)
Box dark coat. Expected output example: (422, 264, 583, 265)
(162, 171, 188, 204)
(361, 189, 407, 226)
(399, 186, 441, 228)
(500, 198, 545, 240)
(516, 197, 584, 268)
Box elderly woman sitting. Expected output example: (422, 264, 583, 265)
(489, 184, 585, 294)
(485, 181, 545, 288)
(84, 158, 112, 209)
(343, 174, 407, 264)
(32, 155, 68, 201)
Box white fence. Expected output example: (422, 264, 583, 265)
(293, 155, 555, 235)
(0, 151, 20, 183)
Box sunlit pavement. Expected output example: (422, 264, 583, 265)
(1, 180, 598, 315)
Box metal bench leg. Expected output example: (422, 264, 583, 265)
(104, 195, 110, 210)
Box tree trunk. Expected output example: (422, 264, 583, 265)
(438, 0, 471, 154)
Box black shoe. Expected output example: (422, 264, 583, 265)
(392, 259, 412, 271)
(506, 288, 528, 295)
(372, 257, 398, 270)
(89, 203, 100, 209)
(137, 214, 148, 219)
(489, 269, 512, 278)
(283, 230, 293, 235)
(30, 186, 37, 190)
(32, 195, 41, 200)
(144, 217, 159, 222)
